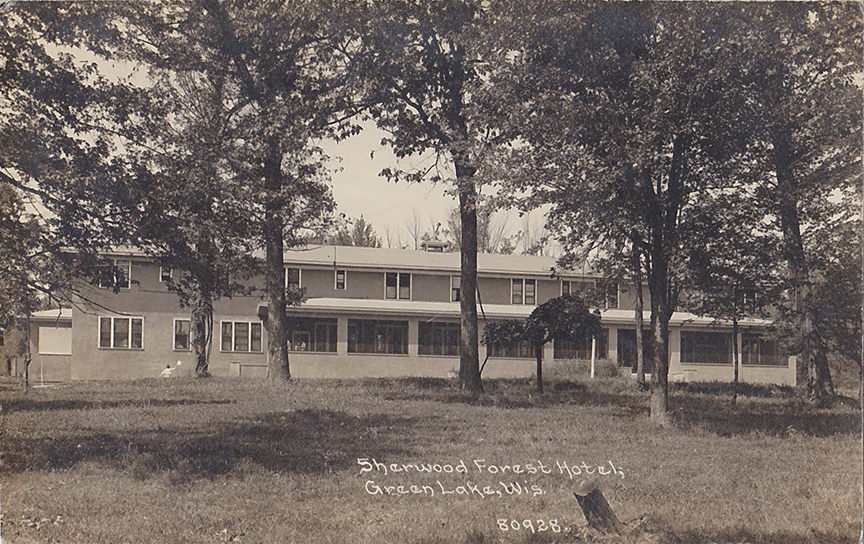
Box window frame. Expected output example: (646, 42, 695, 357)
(741, 334, 786, 366)
(385, 272, 411, 300)
(285, 267, 302, 290)
(289, 318, 338, 353)
(100, 259, 132, 290)
(335, 269, 347, 290)
(604, 282, 619, 309)
(173, 318, 192, 351)
(451, 275, 461, 302)
(419, 321, 461, 356)
(511, 278, 536, 305)
(553, 329, 609, 360)
(681, 330, 733, 365)
(219, 320, 264, 353)
(347, 319, 409, 355)
(98, 316, 144, 350)
(160, 266, 172, 283)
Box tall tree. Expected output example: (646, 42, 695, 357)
(505, 2, 748, 424)
(361, 0, 516, 393)
(737, 2, 862, 403)
(121, 67, 262, 378)
(98, 0, 361, 381)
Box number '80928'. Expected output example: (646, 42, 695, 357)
(496, 519, 561, 533)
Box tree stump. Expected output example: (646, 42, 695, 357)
(573, 479, 625, 535)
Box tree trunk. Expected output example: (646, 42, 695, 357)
(633, 247, 646, 389)
(648, 231, 671, 426)
(23, 293, 31, 392)
(773, 130, 835, 403)
(264, 145, 290, 382)
(732, 313, 739, 406)
(456, 156, 481, 393)
(535, 341, 544, 393)
(191, 290, 213, 378)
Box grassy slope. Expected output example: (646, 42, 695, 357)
(1, 376, 861, 544)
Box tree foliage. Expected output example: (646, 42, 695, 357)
(482, 294, 602, 392)
(360, 0, 517, 393)
(504, 2, 753, 423)
(88, 0, 360, 381)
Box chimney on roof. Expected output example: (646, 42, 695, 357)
(420, 239, 450, 253)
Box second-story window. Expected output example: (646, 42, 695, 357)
(511, 278, 536, 305)
(335, 269, 346, 290)
(604, 282, 618, 309)
(451, 275, 461, 302)
(285, 268, 301, 290)
(160, 266, 172, 283)
(385, 272, 411, 300)
(100, 259, 131, 290)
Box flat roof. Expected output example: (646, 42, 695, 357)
(282, 300, 770, 329)
(284, 245, 598, 278)
(29, 308, 73, 323)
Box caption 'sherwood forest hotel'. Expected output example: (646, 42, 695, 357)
(28, 244, 795, 385)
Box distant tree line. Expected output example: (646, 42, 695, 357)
(1, 1, 860, 415)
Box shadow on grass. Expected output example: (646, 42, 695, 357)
(3, 409, 413, 480)
(2, 397, 234, 412)
(379, 377, 650, 414)
(678, 527, 859, 544)
(376, 377, 861, 438)
(672, 395, 861, 438)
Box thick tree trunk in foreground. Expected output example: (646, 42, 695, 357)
(191, 291, 213, 378)
(773, 130, 835, 403)
(633, 248, 646, 389)
(264, 146, 290, 382)
(457, 159, 482, 393)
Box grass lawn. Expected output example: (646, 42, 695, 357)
(1, 374, 861, 544)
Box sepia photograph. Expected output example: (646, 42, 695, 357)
(1, 1, 862, 543)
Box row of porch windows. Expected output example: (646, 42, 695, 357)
(100, 317, 784, 366)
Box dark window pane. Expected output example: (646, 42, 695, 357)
(525, 280, 536, 305)
(100, 318, 111, 348)
(221, 322, 233, 351)
(511, 279, 523, 304)
(175, 320, 190, 350)
(250, 323, 262, 352)
(131, 319, 143, 349)
(234, 322, 249, 351)
(113, 318, 129, 348)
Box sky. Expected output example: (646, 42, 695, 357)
(320, 122, 545, 250)
(319, 124, 457, 247)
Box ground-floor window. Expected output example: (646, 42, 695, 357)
(742, 334, 785, 366)
(289, 318, 337, 352)
(221, 321, 263, 353)
(99, 316, 143, 349)
(553, 329, 609, 360)
(38, 325, 72, 355)
(174, 319, 191, 351)
(419, 321, 460, 356)
(616, 329, 653, 373)
(681, 330, 732, 364)
(488, 339, 535, 359)
(348, 319, 408, 354)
